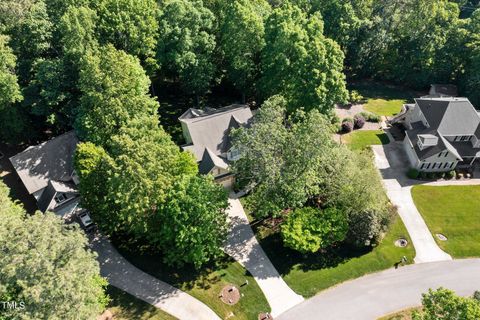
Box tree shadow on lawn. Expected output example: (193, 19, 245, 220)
(258, 232, 372, 276)
(111, 235, 232, 292)
(348, 80, 418, 101)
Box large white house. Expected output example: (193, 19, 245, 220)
(179, 104, 253, 187)
(399, 97, 480, 173)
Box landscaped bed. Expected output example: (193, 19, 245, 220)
(106, 285, 177, 320)
(411, 185, 480, 258)
(343, 130, 390, 150)
(377, 307, 422, 320)
(114, 245, 270, 320)
(256, 215, 415, 297)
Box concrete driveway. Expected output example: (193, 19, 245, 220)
(224, 195, 304, 317)
(372, 142, 452, 263)
(277, 259, 480, 320)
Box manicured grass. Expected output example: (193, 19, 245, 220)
(377, 307, 421, 320)
(256, 215, 415, 297)
(106, 285, 177, 320)
(411, 185, 480, 258)
(350, 81, 414, 117)
(115, 245, 270, 320)
(343, 130, 390, 150)
(364, 98, 406, 117)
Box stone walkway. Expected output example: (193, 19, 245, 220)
(90, 235, 220, 320)
(223, 194, 304, 317)
(372, 143, 452, 263)
(277, 259, 480, 320)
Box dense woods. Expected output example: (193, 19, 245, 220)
(1, 0, 480, 290)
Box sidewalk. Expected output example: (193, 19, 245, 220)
(91, 235, 220, 320)
(223, 195, 304, 317)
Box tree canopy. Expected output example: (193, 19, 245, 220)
(0, 182, 108, 320)
(259, 3, 348, 114)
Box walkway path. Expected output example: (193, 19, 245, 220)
(90, 235, 220, 320)
(277, 259, 480, 320)
(372, 143, 452, 263)
(223, 194, 304, 317)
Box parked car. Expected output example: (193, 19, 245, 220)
(77, 210, 95, 232)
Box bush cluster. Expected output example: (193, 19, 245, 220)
(359, 111, 381, 123)
(341, 118, 354, 133)
(353, 114, 365, 129)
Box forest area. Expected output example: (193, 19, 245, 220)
(1, 1, 480, 319)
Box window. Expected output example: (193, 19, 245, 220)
(443, 162, 449, 169)
(421, 163, 425, 169)
(460, 136, 470, 141)
(432, 163, 437, 169)
(438, 152, 442, 157)
(54, 193, 67, 204)
(426, 163, 431, 169)
(450, 162, 455, 168)
(444, 151, 448, 157)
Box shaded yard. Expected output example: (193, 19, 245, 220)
(343, 130, 390, 150)
(106, 285, 177, 320)
(255, 215, 415, 297)
(115, 244, 270, 320)
(411, 185, 480, 258)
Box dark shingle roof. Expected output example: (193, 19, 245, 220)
(198, 148, 228, 174)
(9, 131, 79, 194)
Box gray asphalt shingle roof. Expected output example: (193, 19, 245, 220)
(9, 131, 79, 194)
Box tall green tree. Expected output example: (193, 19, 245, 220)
(413, 288, 480, 320)
(94, 0, 159, 72)
(0, 181, 108, 320)
(0, 34, 27, 143)
(281, 207, 348, 253)
(157, 0, 216, 98)
(218, 0, 270, 102)
(259, 3, 348, 114)
(74, 45, 158, 146)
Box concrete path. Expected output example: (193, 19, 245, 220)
(90, 235, 220, 320)
(277, 259, 480, 320)
(223, 195, 304, 317)
(372, 143, 452, 263)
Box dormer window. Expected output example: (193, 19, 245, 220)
(54, 193, 67, 204)
(227, 148, 241, 161)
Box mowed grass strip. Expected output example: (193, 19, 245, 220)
(259, 215, 415, 297)
(411, 185, 480, 258)
(106, 285, 177, 320)
(343, 130, 390, 150)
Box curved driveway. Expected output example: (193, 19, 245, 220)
(277, 259, 480, 320)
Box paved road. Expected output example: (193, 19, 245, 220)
(277, 259, 480, 320)
(224, 195, 304, 317)
(372, 143, 452, 263)
(91, 235, 220, 320)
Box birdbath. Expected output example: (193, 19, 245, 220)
(394, 238, 408, 247)
(258, 312, 273, 320)
(219, 285, 240, 305)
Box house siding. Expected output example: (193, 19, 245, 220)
(418, 151, 458, 172)
(403, 135, 420, 168)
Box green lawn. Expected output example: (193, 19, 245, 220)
(106, 286, 177, 320)
(411, 185, 480, 258)
(364, 98, 406, 117)
(343, 130, 390, 150)
(350, 81, 414, 117)
(115, 245, 270, 320)
(256, 215, 415, 297)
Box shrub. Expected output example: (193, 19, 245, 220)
(407, 168, 419, 179)
(359, 111, 381, 123)
(341, 118, 354, 133)
(353, 114, 366, 129)
(466, 173, 472, 179)
(456, 172, 463, 179)
(349, 90, 364, 104)
(427, 172, 436, 179)
(347, 209, 389, 247)
(445, 170, 455, 179)
(437, 172, 445, 179)
(419, 171, 428, 179)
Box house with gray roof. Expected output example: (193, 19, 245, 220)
(179, 104, 253, 187)
(401, 97, 480, 173)
(9, 131, 82, 217)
